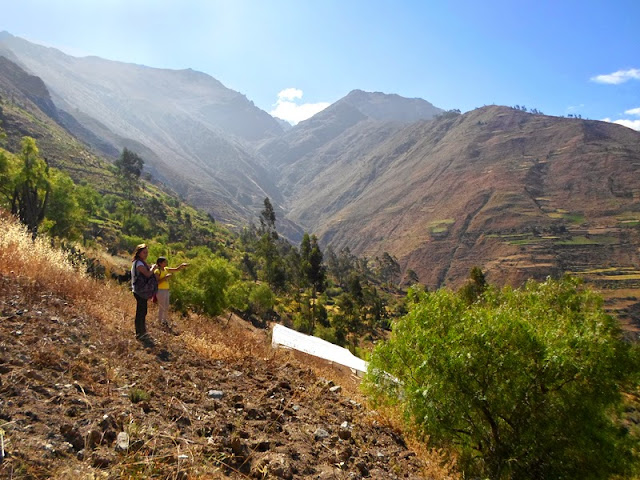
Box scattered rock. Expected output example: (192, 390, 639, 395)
(25, 369, 44, 381)
(314, 428, 330, 441)
(253, 452, 294, 479)
(329, 385, 342, 393)
(115, 432, 129, 452)
(92, 453, 114, 469)
(207, 390, 224, 399)
(246, 407, 266, 420)
(339, 421, 352, 440)
(60, 424, 84, 451)
(99, 414, 116, 431)
(356, 460, 369, 476)
(86, 429, 102, 449)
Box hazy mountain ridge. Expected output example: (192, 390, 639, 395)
(0, 55, 116, 183)
(0, 32, 284, 224)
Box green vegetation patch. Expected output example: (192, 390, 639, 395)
(563, 212, 585, 224)
(428, 218, 455, 234)
(555, 235, 618, 245)
(508, 237, 545, 245)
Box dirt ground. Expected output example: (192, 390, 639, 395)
(0, 272, 441, 479)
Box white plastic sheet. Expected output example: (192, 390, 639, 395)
(272, 324, 368, 375)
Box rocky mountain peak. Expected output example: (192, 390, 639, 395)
(337, 88, 443, 122)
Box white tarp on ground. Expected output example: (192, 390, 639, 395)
(272, 324, 368, 375)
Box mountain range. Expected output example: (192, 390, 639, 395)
(2, 31, 640, 322)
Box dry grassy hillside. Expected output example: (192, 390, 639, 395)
(0, 212, 457, 479)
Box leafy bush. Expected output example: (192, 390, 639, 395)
(226, 280, 251, 313)
(314, 324, 338, 344)
(249, 283, 275, 319)
(364, 277, 639, 479)
(122, 213, 152, 237)
(171, 256, 239, 316)
(118, 234, 145, 253)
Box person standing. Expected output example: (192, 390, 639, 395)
(153, 257, 188, 333)
(131, 244, 154, 340)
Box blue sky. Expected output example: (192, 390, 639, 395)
(2, 0, 639, 128)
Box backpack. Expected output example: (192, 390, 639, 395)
(133, 261, 158, 299)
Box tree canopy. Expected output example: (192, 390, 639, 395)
(365, 274, 639, 479)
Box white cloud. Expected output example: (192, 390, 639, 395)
(270, 88, 330, 125)
(613, 119, 640, 131)
(591, 68, 640, 85)
(601, 117, 640, 131)
(277, 88, 303, 101)
(624, 107, 640, 116)
(567, 104, 584, 112)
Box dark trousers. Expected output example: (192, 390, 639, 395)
(134, 293, 148, 337)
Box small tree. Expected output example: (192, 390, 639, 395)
(256, 198, 285, 289)
(11, 137, 50, 239)
(259, 197, 277, 239)
(171, 257, 238, 316)
(378, 251, 401, 286)
(365, 277, 639, 479)
(458, 266, 487, 304)
(115, 148, 144, 198)
(42, 170, 85, 239)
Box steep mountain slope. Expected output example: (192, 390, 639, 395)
(0, 32, 283, 225)
(259, 89, 442, 176)
(287, 107, 640, 295)
(0, 55, 118, 188)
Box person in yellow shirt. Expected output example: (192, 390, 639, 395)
(153, 257, 188, 332)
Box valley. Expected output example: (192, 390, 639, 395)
(1, 32, 640, 328)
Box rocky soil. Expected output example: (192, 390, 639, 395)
(0, 272, 432, 479)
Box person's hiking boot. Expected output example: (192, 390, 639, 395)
(136, 333, 155, 347)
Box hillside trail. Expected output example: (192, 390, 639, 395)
(0, 271, 453, 479)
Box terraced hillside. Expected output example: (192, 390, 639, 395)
(275, 106, 640, 324)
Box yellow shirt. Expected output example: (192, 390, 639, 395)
(154, 266, 170, 290)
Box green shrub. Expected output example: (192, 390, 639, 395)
(249, 283, 275, 318)
(129, 388, 150, 404)
(365, 277, 639, 479)
(118, 234, 145, 253)
(122, 213, 152, 237)
(171, 256, 239, 316)
(226, 281, 251, 313)
(314, 324, 338, 344)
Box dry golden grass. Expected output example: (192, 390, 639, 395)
(0, 212, 134, 336)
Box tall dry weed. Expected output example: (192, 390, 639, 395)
(0, 213, 134, 333)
